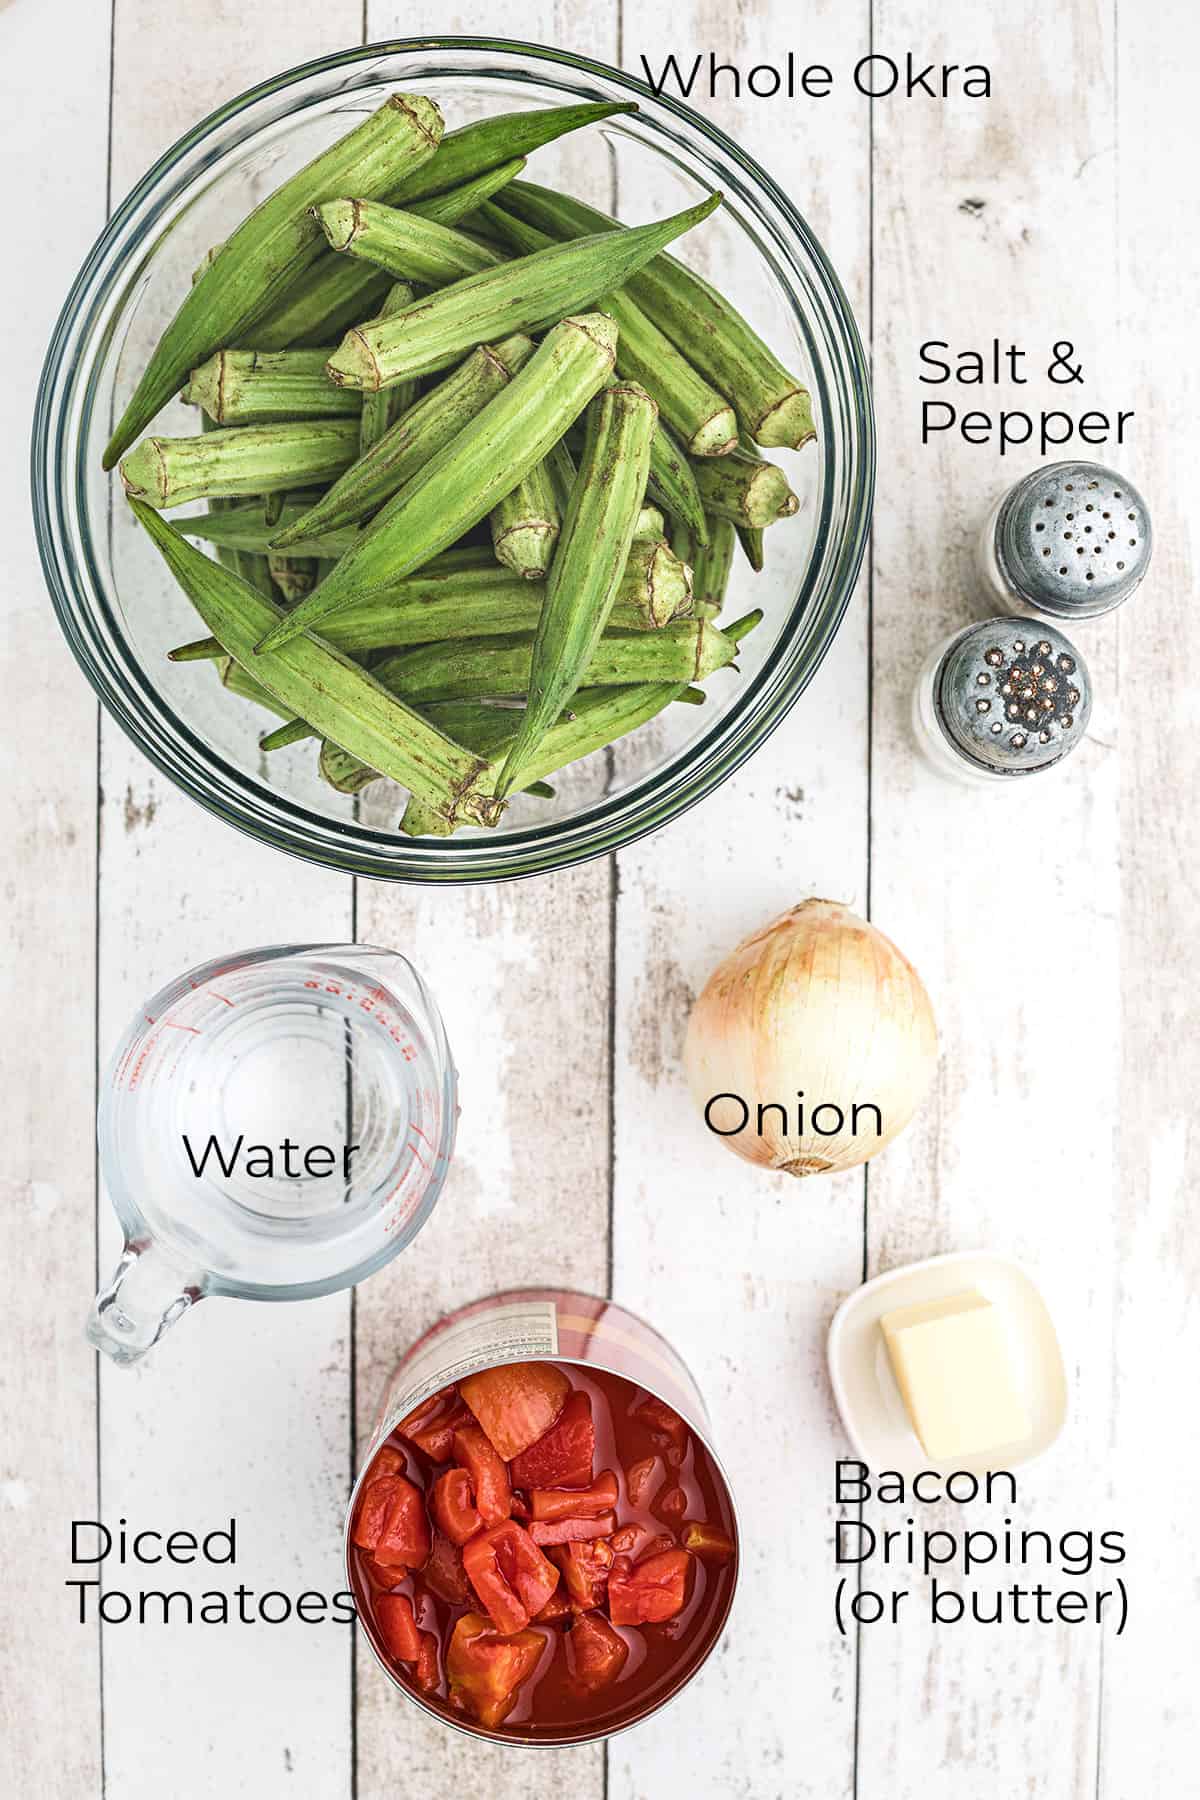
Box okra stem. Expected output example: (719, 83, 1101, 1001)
(186, 349, 361, 425)
(314, 200, 502, 286)
(490, 458, 560, 580)
(689, 447, 799, 530)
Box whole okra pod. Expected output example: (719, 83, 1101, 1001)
(358, 283, 420, 454)
(186, 349, 363, 425)
(319, 704, 560, 797)
(271, 335, 534, 547)
(256, 312, 619, 653)
(372, 616, 739, 705)
(387, 101, 637, 204)
(128, 501, 503, 828)
(483, 199, 737, 457)
(497, 381, 658, 793)
(691, 518, 737, 619)
(490, 458, 560, 580)
(501, 181, 815, 451)
(103, 94, 443, 467)
(690, 446, 800, 529)
(324, 193, 722, 392)
(737, 525, 765, 573)
(119, 419, 360, 509)
(314, 199, 502, 285)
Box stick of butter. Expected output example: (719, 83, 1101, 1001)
(880, 1290, 1030, 1461)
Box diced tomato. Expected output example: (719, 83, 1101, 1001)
(431, 1468, 483, 1546)
(446, 1612, 545, 1730)
(424, 1529, 471, 1606)
(463, 1520, 559, 1635)
(453, 1424, 512, 1527)
(626, 1455, 661, 1507)
(680, 1521, 736, 1563)
(376, 1592, 423, 1664)
(530, 1470, 618, 1523)
(459, 1362, 571, 1461)
(509, 1391, 595, 1490)
(632, 1395, 689, 1465)
(509, 1490, 531, 1521)
(533, 1588, 573, 1625)
(608, 1549, 692, 1626)
(402, 1394, 473, 1463)
(528, 1512, 616, 1548)
(353, 1474, 431, 1569)
(554, 1536, 614, 1611)
(654, 1484, 687, 1523)
(607, 1524, 641, 1555)
(637, 1532, 677, 1561)
(566, 1610, 629, 1694)
(415, 1630, 440, 1692)
(368, 1443, 407, 1480)
(361, 1555, 407, 1590)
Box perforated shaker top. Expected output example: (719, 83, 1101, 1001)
(936, 619, 1092, 774)
(995, 461, 1152, 619)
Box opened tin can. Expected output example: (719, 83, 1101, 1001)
(346, 1288, 740, 1745)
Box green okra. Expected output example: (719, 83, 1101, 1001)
(267, 554, 318, 604)
(374, 615, 737, 706)
(737, 525, 765, 573)
(401, 680, 687, 835)
(359, 283, 420, 454)
(689, 446, 799, 529)
(645, 413, 708, 545)
(199, 411, 276, 598)
(103, 94, 443, 468)
(314, 199, 503, 286)
(319, 737, 382, 794)
(387, 102, 637, 205)
(127, 501, 503, 828)
(324, 194, 722, 392)
(497, 381, 657, 793)
(119, 419, 360, 509)
(195, 540, 687, 684)
(490, 458, 560, 580)
(691, 517, 737, 619)
(247, 156, 533, 352)
(502, 181, 815, 450)
(319, 704, 560, 798)
(271, 335, 534, 547)
(256, 313, 619, 653)
(185, 349, 362, 425)
(633, 503, 666, 541)
(260, 716, 317, 751)
(483, 200, 737, 458)
(183, 503, 362, 559)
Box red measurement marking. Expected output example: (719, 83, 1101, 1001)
(407, 1137, 431, 1172)
(210, 992, 234, 1007)
(409, 1122, 433, 1148)
(161, 1020, 201, 1034)
(144, 1014, 157, 1025)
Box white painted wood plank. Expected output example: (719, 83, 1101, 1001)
(0, 2, 110, 1792)
(861, 3, 1121, 1795)
(610, 4, 872, 1794)
(351, 8, 620, 1795)
(1101, 2, 1200, 1792)
(99, 8, 360, 1798)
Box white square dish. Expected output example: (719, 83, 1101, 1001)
(826, 1251, 1068, 1478)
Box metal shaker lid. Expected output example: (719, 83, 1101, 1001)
(995, 461, 1151, 619)
(935, 619, 1092, 774)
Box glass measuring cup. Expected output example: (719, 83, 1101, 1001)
(88, 943, 457, 1366)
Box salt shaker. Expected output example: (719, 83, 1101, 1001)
(912, 618, 1092, 787)
(977, 461, 1152, 622)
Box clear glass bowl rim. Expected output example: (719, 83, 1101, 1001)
(32, 35, 875, 886)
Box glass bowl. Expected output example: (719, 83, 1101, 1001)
(33, 38, 873, 883)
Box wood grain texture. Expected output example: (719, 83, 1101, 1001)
(0, 2, 109, 1792)
(350, 18, 616, 1800)
(862, 3, 1121, 1795)
(97, 7, 360, 1799)
(1103, 1, 1200, 1791)
(610, 4, 871, 1794)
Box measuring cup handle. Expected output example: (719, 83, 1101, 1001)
(86, 1239, 206, 1367)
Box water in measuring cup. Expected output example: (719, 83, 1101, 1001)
(102, 947, 454, 1295)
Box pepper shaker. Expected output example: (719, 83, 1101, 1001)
(912, 618, 1092, 787)
(977, 460, 1152, 622)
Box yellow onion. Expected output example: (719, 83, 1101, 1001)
(683, 899, 938, 1178)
